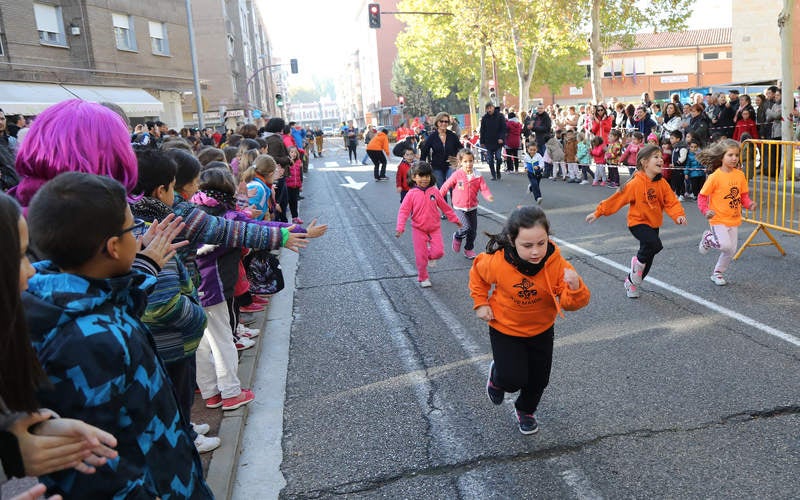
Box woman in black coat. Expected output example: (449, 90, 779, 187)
(420, 111, 461, 191)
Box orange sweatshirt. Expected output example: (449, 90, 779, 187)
(367, 132, 390, 155)
(469, 244, 590, 338)
(592, 171, 685, 228)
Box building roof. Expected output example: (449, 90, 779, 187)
(607, 28, 732, 52)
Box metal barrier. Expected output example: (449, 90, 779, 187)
(736, 139, 800, 259)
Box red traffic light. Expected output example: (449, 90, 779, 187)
(368, 3, 381, 28)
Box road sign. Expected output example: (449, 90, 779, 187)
(252, 109, 262, 119)
(390, 106, 398, 115)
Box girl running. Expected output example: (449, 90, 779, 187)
(470, 205, 590, 435)
(395, 162, 461, 287)
(440, 149, 493, 259)
(696, 139, 755, 285)
(586, 145, 687, 298)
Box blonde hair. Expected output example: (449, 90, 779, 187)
(241, 154, 276, 183)
(237, 148, 259, 174)
(433, 111, 451, 125)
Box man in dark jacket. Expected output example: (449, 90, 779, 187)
(530, 103, 552, 154)
(479, 103, 507, 180)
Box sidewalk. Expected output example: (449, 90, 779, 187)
(198, 248, 297, 500)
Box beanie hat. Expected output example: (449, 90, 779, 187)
(647, 133, 658, 142)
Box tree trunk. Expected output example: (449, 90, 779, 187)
(504, 0, 537, 113)
(589, 0, 603, 103)
(480, 44, 488, 109)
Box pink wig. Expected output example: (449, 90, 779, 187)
(13, 99, 138, 207)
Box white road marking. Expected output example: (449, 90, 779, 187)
(477, 205, 800, 348)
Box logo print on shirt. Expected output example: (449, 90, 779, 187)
(646, 187, 657, 203)
(513, 278, 537, 300)
(724, 187, 741, 209)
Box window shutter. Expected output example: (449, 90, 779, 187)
(34, 3, 61, 33)
(112, 13, 129, 29)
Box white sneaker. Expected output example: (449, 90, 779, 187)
(536, 197, 543, 204)
(195, 434, 221, 454)
(419, 279, 432, 288)
(710, 272, 727, 286)
(579, 180, 589, 185)
(192, 422, 209, 435)
(624, 277, 640, 298)
(678, 195, 685, 201)
(236, 323, 260, 338)
(235, 336, 256, 351)
(630, 256, 645, 285)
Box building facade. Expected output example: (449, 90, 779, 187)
(0, 0, 196, 126)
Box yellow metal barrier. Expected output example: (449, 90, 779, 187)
(736, 139, 800, 259)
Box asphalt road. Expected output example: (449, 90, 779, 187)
(268, 142, 800, 499)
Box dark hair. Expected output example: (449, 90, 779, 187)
(265, 117, 285, 133)
(282, 124, 291, 135)
(203, 160, 230, 172)
(197, 146, 225, 166)
(670, 130, 684, 141)
(134, 149, 177, 196)
(227, 134, 243, 148)
(241, 138, 260, 151)
(238, 123, 258, 139)
(632, 132, 644, 140)
(591, 136, 603, 146)
(199, 167, 236, 195)
(223, 146, 238, 164)
(408, 161, 433, 187)
(167, 149, 202, 191)
(485, 205, 550, 254)
(255, 137, 267, 149)
(28, 172, 127, 269)
(160, 137, 192, 152)
(0, 193, 46, 412)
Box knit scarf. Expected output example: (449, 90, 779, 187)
(503, 241, 555, 277)
(130, 196, 173, 223)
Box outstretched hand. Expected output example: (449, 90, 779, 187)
(284, 229, 309, 252)
(138, 215, 188, 267)
(303, 219, 328, 238)
(585, 213, 598, 224)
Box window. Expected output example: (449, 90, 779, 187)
(34, 3, 66, 46)
(113, 13, 136, 51)
(702, 52, 719, 60)
(149, 21, 168, 55)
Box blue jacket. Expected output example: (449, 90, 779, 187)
(23, 263, 212, 499)
(685, 151, 706, 178)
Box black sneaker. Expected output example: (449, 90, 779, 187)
(486, 361, 504, 405)
(515, 409, 539, 435)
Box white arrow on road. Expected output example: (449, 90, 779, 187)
(340, 175, 367, 190)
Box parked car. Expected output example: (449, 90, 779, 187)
(322, 126, 335, 136)
(376, 125, 397, 142)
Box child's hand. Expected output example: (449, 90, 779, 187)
(486, 195, 494, 202)
(395, 230, 403, 238)
(475, 305, 493, 322)
(676, 216, 687, 225)
(139, 216, 188, 268)
(304, 219, 328, 238)
(585, 213, 598, 224)
(563, 268, 580, 290)
(455, 221, 463, 228)
(284, 231, 308, 252)
(704, 210, 714, 219)
(396, 187, 402, 192)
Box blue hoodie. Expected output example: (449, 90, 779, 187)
(22, 262, 212, 499)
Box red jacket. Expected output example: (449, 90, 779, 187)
(396, 160, 412, 191)
(505, 119, 523, 149)
(733, 119, 759, 141)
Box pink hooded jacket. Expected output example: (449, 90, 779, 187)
(396, 185, 459, 233)
(439, 169, 492, 211)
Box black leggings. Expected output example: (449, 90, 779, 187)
(628, 224, 663, 279)
(489, 325, 554, 414)
(287, 187, 300, 219)
(348, 141, 358, 161)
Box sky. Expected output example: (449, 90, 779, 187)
(258, 0, 733, 85)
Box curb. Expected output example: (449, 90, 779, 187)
(206, 248, 297, 499)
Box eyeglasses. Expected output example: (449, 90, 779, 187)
(439, 120, 451, 124)
(119, 218, 146, 238)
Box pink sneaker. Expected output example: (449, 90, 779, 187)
(464, 250, 477, 259)
(292, 217, 304, 224)
(600, 181, 606, 186)
(222, 389, 255, 410)
(452, 233, 462, 253)
(592, 180, 600, 186)
(240, 303, 265, 313)
(205, 393, 223, 409)
(630, 256, 645, 285)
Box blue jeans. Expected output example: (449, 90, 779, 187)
(527, 172, 542, 199)
(485, 147, 503, 179)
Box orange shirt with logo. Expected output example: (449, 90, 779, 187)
(699, 168, 749, 227)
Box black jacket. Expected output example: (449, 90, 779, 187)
(420, 130, 461, 172)
(479, 111, 507, 147)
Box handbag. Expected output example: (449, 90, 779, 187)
(246, 250, 285, 295)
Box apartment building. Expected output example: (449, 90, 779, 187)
(187, 0, 276, 130)
(0, 0, 194, 127)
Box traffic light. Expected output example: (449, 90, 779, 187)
(368, 3, 381, 28)
(487, 80, 497, 103)
(290, 59, 298, 74)
(398, 96, 405, 105)
(275, 93, 283, 107)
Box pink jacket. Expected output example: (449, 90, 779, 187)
(396, 185, 460, 233)
(440, 169, 492, 211)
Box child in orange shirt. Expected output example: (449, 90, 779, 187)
(586, 145, 687, 298)
(469, 206, 590, 435)
(696, 139, 755, 285)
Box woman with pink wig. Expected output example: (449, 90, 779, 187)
(13, 100, 138, 208)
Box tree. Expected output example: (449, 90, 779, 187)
(587, 0, 691, 103)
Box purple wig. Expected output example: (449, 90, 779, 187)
(13, 99, 138, 207)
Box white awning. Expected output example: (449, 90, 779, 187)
(0, 82, 164, 116)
